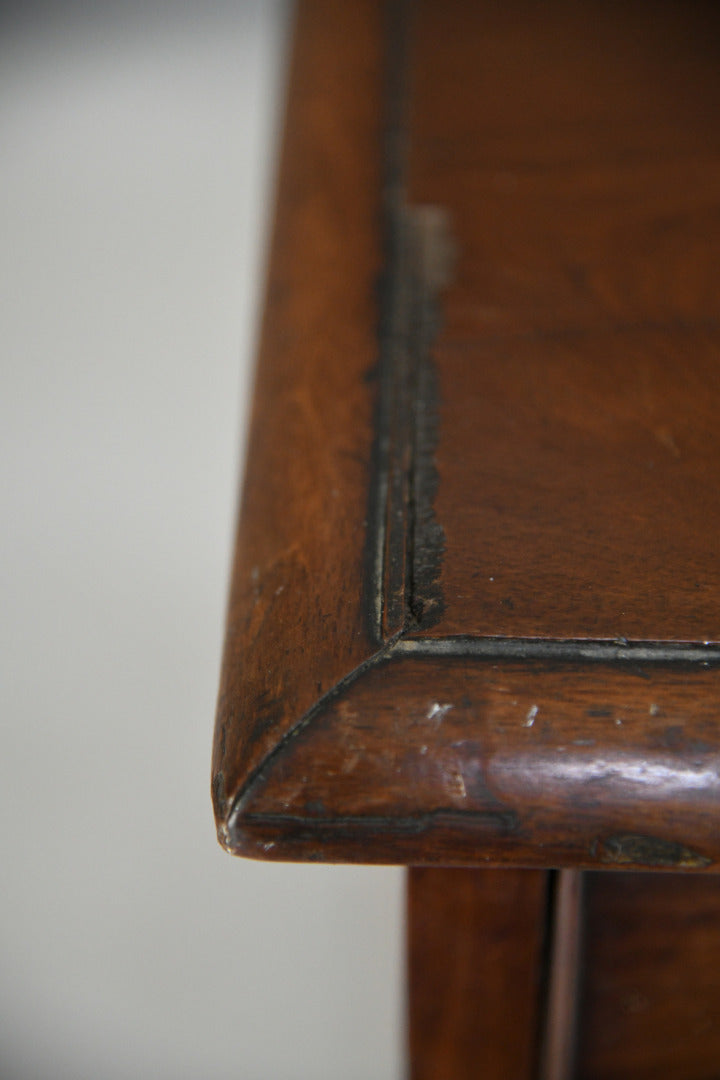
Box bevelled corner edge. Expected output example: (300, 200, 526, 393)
(212, 636, 403, 859)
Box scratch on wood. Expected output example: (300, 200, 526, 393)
(600, 833, 711, 869)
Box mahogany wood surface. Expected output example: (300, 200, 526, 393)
(230, 656, 720, 867)
(213, 0, 720, 869)
(211, 0, 384, 843)
(409, 0, 720, 645)
(576, 873, 720, 1080)
(214, 4, 720, 1077)
(408, 868, 720, 1080)
(408, 867, 549, 1080)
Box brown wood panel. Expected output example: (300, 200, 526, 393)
(576, 872, 720, 1080)
(408, 0, 720, 336)
(227, 656, 720, 867)
(407, 0, 720, 644)
(408, 867, 549, 1080)
(425, 332, 720, 642)
(211, 0, 385, 842)
(213, 1, 720, 868)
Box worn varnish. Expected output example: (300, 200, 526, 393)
(213, 0, 720, 868)
(226, 656, 720, 866)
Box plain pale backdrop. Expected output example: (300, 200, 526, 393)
(0, 2, 403, 1077)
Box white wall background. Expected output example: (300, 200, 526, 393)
(0, 3, 403, 1077)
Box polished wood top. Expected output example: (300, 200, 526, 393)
(410, 0, 720, 645)
(213, 0, 720, 868)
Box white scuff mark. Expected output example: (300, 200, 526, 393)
(615, 717, 623, 726)
(261, 842, 275, 853)
(649, 703, 660, 716)
(445, 769, 467, 799)
(419, 745, 428, 755)
(523, 704, 538, 728)
(427, 702, 453, 724)
(274, 585, 284, 596)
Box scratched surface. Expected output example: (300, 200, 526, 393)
(214, 0, 720, 868)
(228, 657, 720, 867)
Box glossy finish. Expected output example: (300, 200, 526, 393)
(222, 656, 720, 867)
(215, 3, 720, 1077)
(213, 0, 720, 869)
(212, 0, 383, 839)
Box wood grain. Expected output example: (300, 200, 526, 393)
(211, 0, 384, 840)
(225, 655, 720, 866)
(213, 0, 720, 868)
(576, 872, 720, 1080)
(423, 334, 720, 642)
(407, 0, 720, 644)
(408, 0, 720, 336)
(408, 868, 549, 1080)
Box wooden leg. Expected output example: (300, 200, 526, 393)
(409, 869, 720, 1080)
(407, 867, 550, 1080)
(576, 873, 720, 1080)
